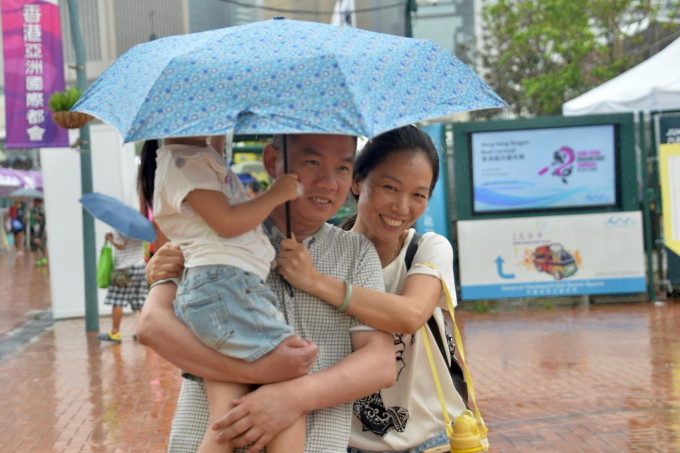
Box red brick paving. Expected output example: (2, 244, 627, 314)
(0, 249, 51, 337)
(2, 248, 680, 452)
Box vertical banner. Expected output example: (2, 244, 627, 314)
(657, 114, 680, 288)
(658, 142, 680, 255)
(2, 0, 68, 148)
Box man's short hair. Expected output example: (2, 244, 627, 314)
(271, 134, 357, 150)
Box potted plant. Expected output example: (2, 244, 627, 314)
(48, 86, 93, 129)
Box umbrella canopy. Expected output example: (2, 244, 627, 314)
(79, 192, 156, 243)
(9, 187, 43, 199)
(0, 168, 42, 197)
(73, 18, 506, 142)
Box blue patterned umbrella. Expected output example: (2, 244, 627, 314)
(73, 18, 506, 142)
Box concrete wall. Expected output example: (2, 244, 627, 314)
(41, 124, 139, 319)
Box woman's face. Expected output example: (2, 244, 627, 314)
(352, 150, 432, 245)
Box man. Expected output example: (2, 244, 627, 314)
(138, 134, 396, 452)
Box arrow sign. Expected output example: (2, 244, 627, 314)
(495, 256, 515, 279)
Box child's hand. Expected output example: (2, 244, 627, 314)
(267, 173, 300, 204)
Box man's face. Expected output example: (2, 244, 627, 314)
(265, 134, 355, 234)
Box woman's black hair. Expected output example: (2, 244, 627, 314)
(339, 125, 439, 231)
(137, 139, 160, 209)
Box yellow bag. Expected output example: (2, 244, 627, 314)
(420, 262, 489, 453)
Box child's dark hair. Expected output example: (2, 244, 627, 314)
(339, 125, 439, 231)
(247, 180, 264, 194)
(137, 139, 160, 209)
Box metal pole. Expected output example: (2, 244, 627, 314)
(639, 111, 655, 302)
(648, 113, 664, 283)
(405, 0, 417, 37)
(66, 0, 98, 331)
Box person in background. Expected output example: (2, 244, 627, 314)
(7, 201, 27, 256)
(245, 180, 265, 199)
(97, 229, 147, 342)
(30, 198, 47, 266)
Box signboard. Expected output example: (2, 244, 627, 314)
(470, 124, 617, 213)
(657, 114, 680, 288)
(659, 144, 680, 257)
(1, 0, 68, 148)
(457, 212, 645, 300)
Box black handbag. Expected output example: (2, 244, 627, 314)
(405, 233, 469, 408)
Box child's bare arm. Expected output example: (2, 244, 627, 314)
(185, 174, 299, 238)
(105, 232, 126, 249)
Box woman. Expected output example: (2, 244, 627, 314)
(277, 125, 466, 452)
(137, 139, 167, 260)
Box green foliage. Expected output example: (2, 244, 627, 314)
(480, 0, 679, 116)
(541, 299, 555, 310)
(471, 299, 492, 313)
(48, 86, 83, 112)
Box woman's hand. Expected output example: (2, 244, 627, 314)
(276, 236, 319, 293)
(145, 242, 184, 285)
(212, 380, 304, 453)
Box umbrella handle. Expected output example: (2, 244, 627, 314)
(283, 136, 291, 238)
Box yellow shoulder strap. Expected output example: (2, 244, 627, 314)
(419, 261, 488, 439)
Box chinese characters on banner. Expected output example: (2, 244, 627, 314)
(2, 0, 68, 148)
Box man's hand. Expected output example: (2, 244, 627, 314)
(145, 242, 184, 285)
(276, 236, 318, 293)
(213, 381, 304, 453)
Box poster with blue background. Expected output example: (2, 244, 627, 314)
(471, 125, 616, 212)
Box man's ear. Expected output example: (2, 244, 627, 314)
(350, 176, 360, 197)
(262, 144, 281, 179)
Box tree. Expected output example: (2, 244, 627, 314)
(480, 0, 679, 117)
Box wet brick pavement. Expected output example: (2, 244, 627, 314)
(1, 248, 679, 452)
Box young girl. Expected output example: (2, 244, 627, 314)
(144, 135, 306, 453)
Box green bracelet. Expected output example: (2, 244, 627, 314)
(339, 280, 352, 312)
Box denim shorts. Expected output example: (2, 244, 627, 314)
(347, 430, 449, 453)
(175, 265, 294, 362)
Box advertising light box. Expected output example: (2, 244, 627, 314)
(457, 212, 646, 300)
(471, 124, 617, 213)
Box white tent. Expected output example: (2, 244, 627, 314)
(563, 37, 680, 115)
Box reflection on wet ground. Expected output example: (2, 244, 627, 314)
(459, 302, 680, 452)
(1, 249, 679, 452)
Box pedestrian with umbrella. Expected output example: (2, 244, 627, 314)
(97, 229, 147, 342)
(139, 132, 307, 452)
(79, 193, 156, 342)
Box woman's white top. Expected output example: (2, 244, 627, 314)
(349, 228, 466, 451)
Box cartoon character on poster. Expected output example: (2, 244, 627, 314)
(538, 146, 575, 184)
